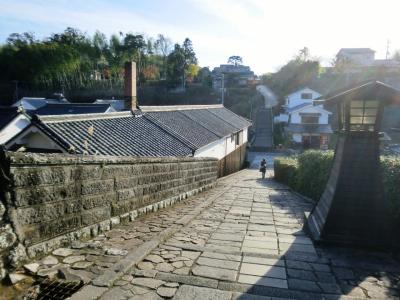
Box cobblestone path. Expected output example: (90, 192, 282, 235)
(18, 169, 400, 300)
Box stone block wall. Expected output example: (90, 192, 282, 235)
(0, 151, 217, 277)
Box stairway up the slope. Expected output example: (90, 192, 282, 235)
(251, 108, 273, 151)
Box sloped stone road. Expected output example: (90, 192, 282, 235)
(67, 168, 400, 300)
(16, 166, 400, 299)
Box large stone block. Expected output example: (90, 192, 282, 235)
(81, 206, 111, 226)
(11, 167, 69, 187)
(111, 200, 139, 216)
(114, 177, 138, 190)
(23, 215, 81, 245)
(13, 183, 78, 207)
(70, 165, 102, 180)
(81, 193, 116, 210)
(81, 179, 114, 195)
(0, 224, 17, 251)
(15, 201, 81, 225)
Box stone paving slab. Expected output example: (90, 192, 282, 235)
(16, 166, 399, 300)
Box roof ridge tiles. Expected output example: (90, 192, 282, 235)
(38, 110, 134, 123)
(140, 104, 223, 112)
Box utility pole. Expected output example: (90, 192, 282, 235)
(221, 73, 225, 106)
(386, 39, 391, 60)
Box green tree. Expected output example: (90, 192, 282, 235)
(228, 55, 243, 66)
(261, 48, 320, 104)
(166, 38, 197, 88)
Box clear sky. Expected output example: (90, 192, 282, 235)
(1, 0, 399, 74)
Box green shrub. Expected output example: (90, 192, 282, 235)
(273, 157, 298, 188)
(296, 150, 334, 200)
(381, 156, 400, 220)
(274, 151, 400, 222)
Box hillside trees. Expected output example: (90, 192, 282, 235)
(0, 28, 199, 94)
(166, 38, 198, 88)
(261, 48, 320, 103)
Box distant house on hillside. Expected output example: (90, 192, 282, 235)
(274, 87, 322, 123)
(285, 103, 332, 149)
(285, 87, 322, 109)
(12, 94, 69, 111)
(212, 64, 256, 89)
(335, 48, 400, 72)
(336, 48, 375, 66)
(274, 87, 333, 149)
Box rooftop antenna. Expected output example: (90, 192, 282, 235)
(221, 73, 225, 106)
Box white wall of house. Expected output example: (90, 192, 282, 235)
(194, 138, 226, 159)
(274, 114, 289, 123)
(290, 105, 330, 124)
(5, 126, 64, 152)
(243, 128, 248, 143)
(194, 127, 249, 159)
(286, 87, 321, 109)
(226, 134, 236, 154)
(337, 52, 375, 66)
(23, 132, 57, 149)
(0, 115, 30, 144)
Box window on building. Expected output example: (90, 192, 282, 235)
(301, 93, 313, 99)
(349, 99, 379, 131)
(231, 134, 234, 142)
(236, 131, 243, 145)
(301, 116, 319, 124)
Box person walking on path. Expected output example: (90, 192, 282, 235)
(260, 158, 267, 179)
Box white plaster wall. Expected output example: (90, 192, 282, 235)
(290, 106, 330, 124)
(286, 88, 321, 108)
(339, 52, 375, 65)
(194, 138, 226, 159)
(243, 128, 248, 143)
(274, 114, 289, 123)
(226, 135, 236, 154)
(0, 116, 30, 144)
(24, 132, 59, 150)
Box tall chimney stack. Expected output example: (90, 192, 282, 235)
(124, 61, 137, 111)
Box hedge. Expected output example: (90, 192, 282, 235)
(274, 151, 400, 220)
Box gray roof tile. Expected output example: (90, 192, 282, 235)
(180, 109, 239, 137)
(38, 113, 193, 157)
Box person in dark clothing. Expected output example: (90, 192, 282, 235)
(260, 158, 267, 179)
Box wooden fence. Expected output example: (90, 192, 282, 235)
(218, 143, 248, 177)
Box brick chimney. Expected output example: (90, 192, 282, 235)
(124, 61, 137, 111)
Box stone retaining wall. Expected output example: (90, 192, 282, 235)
(0, 151, 217, 278)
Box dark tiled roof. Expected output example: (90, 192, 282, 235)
(286, 124, 333, 134)
(0, 107, 21, 130)
(207, 108, 252, 129)
(180, 109, 239, 137)
(36, 112, 193, 157)
(145, 111, 219, 149)
(34, 103, 112, 115)
(338, 48, 375, 54)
